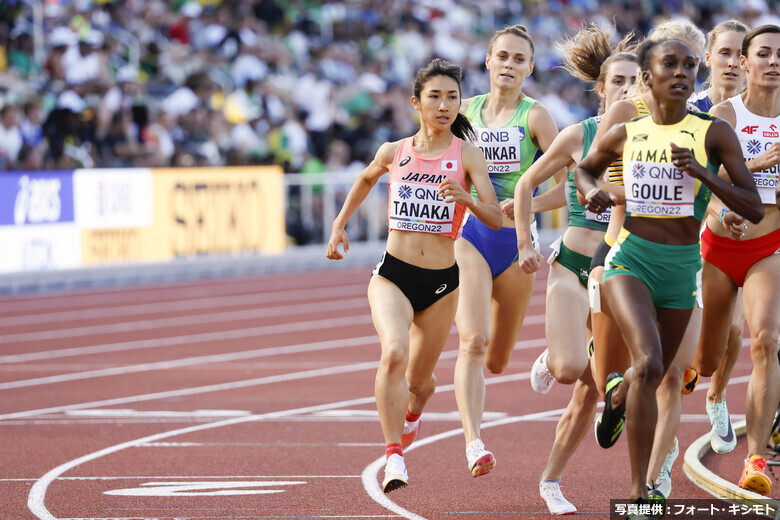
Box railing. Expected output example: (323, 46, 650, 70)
(20, 0, 45, 68)
(109, 25, 141, 71)
(283, 171, 389, 246)
(282, 171, 565, 247)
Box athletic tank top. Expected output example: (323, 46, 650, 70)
(565, 116, 609, 231)
(689, 90, 714, 113)
(623, 110, 715, 221)
(608, 97, 652, 185)
(387, 136, 468, 239)
(464, 94, 539, 201)
(728, 94, 779, 204)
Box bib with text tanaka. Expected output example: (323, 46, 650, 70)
(389, 170, 456, 234)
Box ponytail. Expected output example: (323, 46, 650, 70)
(452, 113, 476, 142)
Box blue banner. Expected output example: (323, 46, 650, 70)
(0, 171, 75, 226)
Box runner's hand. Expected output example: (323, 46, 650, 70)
(584, 188, 616, 214)
(755, 143, 780, 171)
(326, 227, 349, 260)
(670, 143, 703, 178)
(722, 211, 749, 240)
(517, 243, 543, 274)
(438, 178, 471, 205)
(500, 199, 514, 220)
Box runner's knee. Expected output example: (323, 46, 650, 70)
(658, 364, 683, 394)
(750, 328, 780, 368)
(484, 349, 511, 374)
(695, 346, 721, 377)
(547, 353, 587, 385)
(408, 373, 436, 397)
(459, 330, 490, 358)
(379, 344, 409, 374)
(633, 355, 664, 388)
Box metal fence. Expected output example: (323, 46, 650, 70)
(284, 170, 565, 247)
(284, 171, 389, 247)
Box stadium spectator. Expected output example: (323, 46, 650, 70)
(0, 104, 22, 167)
(20, 99, 44, 149)
(3, 0, 780, 242)
(98, 65, 141, 136)
(61, 30, 108, 92)
(169, 2, 202, 46)
(44, 27, 76, 83)
(16, 143, 44, 171)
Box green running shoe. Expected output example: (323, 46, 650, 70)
(595, 372, 625, 448)
(647, 485, 667, 519)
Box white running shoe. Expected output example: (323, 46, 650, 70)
(531, 349, 556, 394)
(402, 418, 421, 449)
(706, 400, 736, 454)
(466, 439, 495, 477)
(382, 453, 408, 493)
(654, 437, 679, 499)
(539, 480, 577, 515)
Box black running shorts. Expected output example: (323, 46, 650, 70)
(372, 251, 459, 312)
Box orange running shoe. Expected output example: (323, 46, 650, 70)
(681, 368, 699, 395)
(401, 418, 421, 449)
(738, 455, 772, 495)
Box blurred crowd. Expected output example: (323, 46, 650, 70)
(1, 0, 779, 175)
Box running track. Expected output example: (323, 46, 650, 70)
(0, 264, 774, 519)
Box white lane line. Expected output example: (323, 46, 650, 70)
(0, 296, 369, 343)
(0, 314, 375, 365)
(0, 333, 378, 390)
(0, 291, 544, 342)
(0, 275, 365, 315)
(0, 338, 545, 420)
(0, 268, 548, 316)
(0, 284, 367, 329)
(26, 392, 399, 520)
(54, 508, 398, 520)
(26, 371, 536, 520)
(360, 405, 568, 520)
(0, 319, 543, 390)
(0, 311, 543, 366)
(1, 360, 380, 421)
(24, 359, 732, 519)
(0, 413, 732, 428)
(358, 372, 759, 520)
(5, 475, 363, 481)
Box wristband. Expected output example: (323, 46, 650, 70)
(718, 208, 730, 223)
(585, 187, 599, 200)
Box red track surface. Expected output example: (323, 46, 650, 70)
(0, 264, 774, 520)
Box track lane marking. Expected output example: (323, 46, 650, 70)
(0, 314, 377, 365)
(360, 407, 568, 520)
(0, 320, 543, 388)
(0, 338, 547, 419)
(0, 307, 536, 364)
(0, 333, 379, 390)
(24, 351, 754, 519)
(28, 394, 385, 519)
(26, 372, 536, 519)
(0, 276, 548, 319)
(0, 275, 369, 315)
(0, 296, 369, 343)
(0, 284, 368, 329)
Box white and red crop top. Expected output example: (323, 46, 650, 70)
(728, 94, 779, 205)
(387, 136, 468, 240)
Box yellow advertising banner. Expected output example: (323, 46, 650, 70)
(81, 166, 286, 264)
